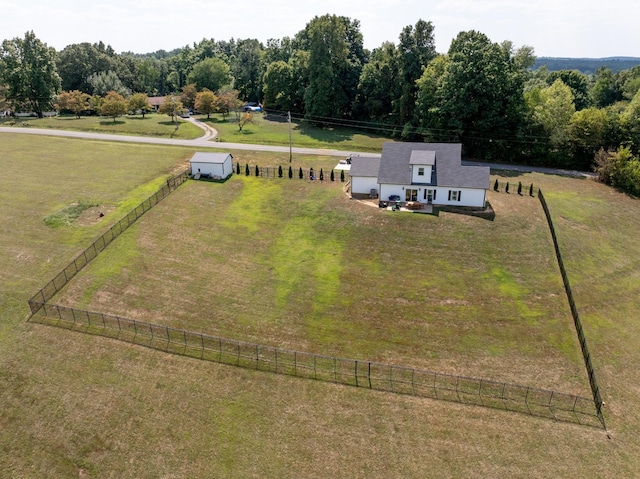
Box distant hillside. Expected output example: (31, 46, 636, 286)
(533, 57, 640, 74)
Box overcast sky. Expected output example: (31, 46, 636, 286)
(1, 0, 638, 58)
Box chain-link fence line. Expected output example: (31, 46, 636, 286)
(28, 301, 603, 428)
(538, 190, 605, 428)
(27, 170, 189, 314)
(25, 167, 605, 428)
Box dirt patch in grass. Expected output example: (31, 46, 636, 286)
(77, 205, 117, 226)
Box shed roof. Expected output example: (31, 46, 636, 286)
(189, 152, 233, 164)
(349, 157, 381, 177)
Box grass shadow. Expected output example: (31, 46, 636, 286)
(98, 120, 126, 126)
(434, 201, 496, 221)
(297, 121, 354, 143)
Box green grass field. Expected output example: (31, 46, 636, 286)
(199, 112, 392, 152)
(54, 175, 587, 394)
(0, 113, 203, 139)
(2, 133, 640, 478)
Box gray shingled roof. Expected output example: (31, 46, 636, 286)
(377, 143, 489, 189)
(190, 152, 233, 164)
(349, 156, 381, 177)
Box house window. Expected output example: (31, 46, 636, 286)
(448, 190, 462, 202)
(418, 167, 424, 176)
(405, 189, 418, 201)
(424, 189, 436, 202)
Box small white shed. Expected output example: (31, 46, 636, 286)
(190, 152, 234, 179)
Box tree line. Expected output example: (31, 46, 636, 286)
(2, 16, 640, 186)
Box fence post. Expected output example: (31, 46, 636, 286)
(355, 360, 359, 387)
(412, 369, 415, 396)
(255, 344, 259, 369)
(368, 362, 372, 389)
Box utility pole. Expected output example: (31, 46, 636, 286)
(288, 111, 292, 163)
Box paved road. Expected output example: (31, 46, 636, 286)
(0, 126, 362, 158)
(0, 126, 592, 177)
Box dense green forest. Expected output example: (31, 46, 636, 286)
(2, 15, 640, 183)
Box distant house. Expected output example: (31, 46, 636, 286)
(148, 96, 166, 112)
(350, 143, 490, 208)
(190, 152, 233, 179)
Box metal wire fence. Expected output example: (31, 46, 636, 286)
(237, 164, 345, 182)
(538, 190, 605, 428)
(28, 301, 603, 428)
(24, 168, 605, 428)
(27, 170, 189, 314)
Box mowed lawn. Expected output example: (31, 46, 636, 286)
(0, 113, 203, 139)
(2, 134, 639, 478)
(56, 173, 587, 394)
(200, 112, 392, 152)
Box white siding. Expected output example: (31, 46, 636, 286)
(411, 165, 432, 184)
(381, 184, 486, 207)
(190, 155, 233, 178)
(440, 188, 486, 207)
(351, 177, 379, 195)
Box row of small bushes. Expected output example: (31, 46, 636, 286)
(493, 179, 536, 196)
(236, 162, 346, 182)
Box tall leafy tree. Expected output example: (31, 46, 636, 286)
(187, 57, 231, 92)
(532, 78, 576, 149)
(354, 42, 398, 123)
(0, 31, 60, 117)
(194, 89, 217, 118)
(100, 90, 128, 121)
(303, 14, 365, 120)
(547, 70, 590, 110)
(263, 37, 294, 65)
(232, 39, 264, 102)
(128, 92, 152, 118)
(216, 87, 242, 118)
(415, 55, 449, 139)
(590, 67, 622, 108)
(568, 107, 610, 169)
(262, 60, 293, 111)
(180, 83, 197, 110)
(289, 50, 310, 113)
(88, 70, 130, 96)
(158, 95, 185, 121)
(621, 89, 640, 154)
(395, 20, 437, 125)
(56, 42, 118, 93)
(432, 31, 526, 156)
(55, 90, 90, 118)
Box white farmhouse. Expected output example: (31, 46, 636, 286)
(190, 152, 234, 180)
(350, 143, 490, 208)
